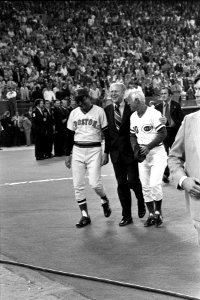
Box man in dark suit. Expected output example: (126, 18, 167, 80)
(32, 99, 46, 160)
(53, 98, 70, 156)
(104, 82, 146, 226)
(44, 100, 54, 158)
(155, 86, 184, 183)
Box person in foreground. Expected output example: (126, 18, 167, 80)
(168, 74, 200, 245)
(104, 82, 146, 227)
(126, 90, 167, 227)
(65, 88, 111, 228)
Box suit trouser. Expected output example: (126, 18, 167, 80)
(72, 145, 106, 202)
(35, 131, 45, 158)
(138, 146, 167, 203)
(54, 131, 65, 156)
(164, 126, 178, 177)
(44, 131, 53, 155)
(112, 156, 144, 218)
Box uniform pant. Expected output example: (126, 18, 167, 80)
(138, 146, 167, 203)
(72, 145, 106, 201)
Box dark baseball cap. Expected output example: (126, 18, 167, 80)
(74, 88, 89, 102)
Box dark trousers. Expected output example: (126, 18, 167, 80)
(35, 132, 45, 159)
(164, 126, 179, 178)
(44, 131, 53, 156)
(54, 131, 65, 156)
(113, 156, 145, 218)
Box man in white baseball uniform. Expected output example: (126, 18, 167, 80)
(126, 90, 168, 227)
(65, 88, 111, 228)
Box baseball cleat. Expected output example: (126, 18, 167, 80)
(144, 215, 155, 227)
(76, 216, 91, 228)
(102, 201, 112, 217)
(154, 213, 163, 227)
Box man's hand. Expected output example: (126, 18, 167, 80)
(159, 116, 167, 125)
(101, 153, 109, 166)
(139, 145, 150, 156)
(65, 155, 72, 169)
(182, 177, 200, 199)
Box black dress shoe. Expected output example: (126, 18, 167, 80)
(138, 207, 146, 218)
(45, 153, 54, 159)
(119, 217, 133, 227)
(36, 157, 44, 160)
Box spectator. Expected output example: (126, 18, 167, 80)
(43, 83, 56, 102)
(1, 111, 15, 147)
(32, 99, 46, 160)
(20, 78, 30, 101)
(6, 83, 17, 117)
(89, 81, 101, 105)
(30, 85, 44, 103)
(43, 100, 54, 158)
(171, 78, 182, 103)
(21, 114, 32, 146)
(152, 71, 162, 97)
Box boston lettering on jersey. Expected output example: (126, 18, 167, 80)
(73, 118, 100, 129)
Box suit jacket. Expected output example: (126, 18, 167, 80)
(155, 100, 184, 129)
(32, 108, 46, 135)
(104, 102, 135, 164)
(53, 106, 70, 132)
(44, 108, 54, 133)
(168, 110, 200, 227)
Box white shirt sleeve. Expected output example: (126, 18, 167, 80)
(100, 108, 108, 131)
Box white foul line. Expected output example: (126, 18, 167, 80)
(0, 174, 114, 187)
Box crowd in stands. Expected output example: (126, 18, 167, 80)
(0, 0, 200, 147)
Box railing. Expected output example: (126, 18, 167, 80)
(0, 98, 199, 117)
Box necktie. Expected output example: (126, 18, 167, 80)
(165, 103, 171, 126)
(114, 104, 121, 130)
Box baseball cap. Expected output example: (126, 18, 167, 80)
(74, 88, 89, 102)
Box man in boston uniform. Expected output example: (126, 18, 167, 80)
(65, 88, 111, 228)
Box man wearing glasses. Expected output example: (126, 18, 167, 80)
(155, 86, 184, 183)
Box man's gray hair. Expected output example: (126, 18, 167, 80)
(110, 82, 126, 93)
(128, 90, 145, 103)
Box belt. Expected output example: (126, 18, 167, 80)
(140, 143, 163, 147)
(74, 142, 101, 148)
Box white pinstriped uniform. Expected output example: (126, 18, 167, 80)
(130, 106, 167, 203)
(67, 105, 108, 203)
